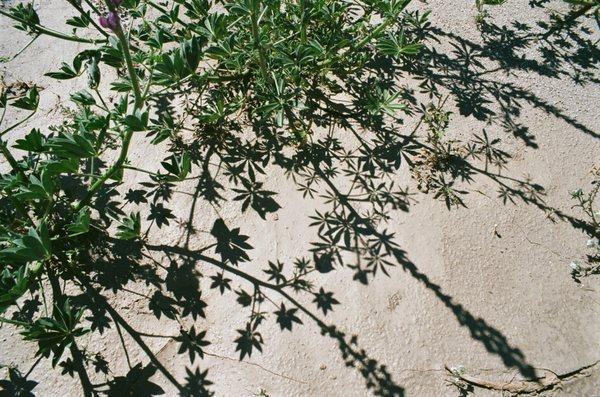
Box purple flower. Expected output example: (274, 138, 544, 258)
(111, 0, 123, 7)
(99, 11, 119, 31)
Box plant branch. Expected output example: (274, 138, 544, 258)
(74, 19, 143, 211)
(0, 9, 106, 44)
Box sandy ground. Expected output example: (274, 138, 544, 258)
(1, 0, 599, 396)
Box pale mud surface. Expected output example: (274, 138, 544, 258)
(1, 0, 599, 396)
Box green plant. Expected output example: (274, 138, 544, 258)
(1, 0, 593, 393)
(474, 0, 505, 25)
(569, 169, 600, 282)
(0, 0, 427, 392)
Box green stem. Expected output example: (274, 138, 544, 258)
(0, 138, 33, 223)
(250, 4, 269, 80)
(94, 88, 110, 111)
(317, 17, 393, 68)
(123, 164, 158, 176)
(0, 316, 29, 327)
(75, 19, 143, 211)
(0, 9, 106, 44)
(300, 0, 307, 44)
(82, 0, 101, 15)
(0, 139, 27, 180)
(353, 17, 393, 50)
(116, 27, 143, 107)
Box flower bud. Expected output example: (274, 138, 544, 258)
(99, 11, 120, 31)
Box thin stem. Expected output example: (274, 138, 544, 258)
(0, 316, 29, 326)
(123, 164, 158, 175)
(9, 33, 40, 61)
(141, 62, 155, 100)
(0, 9, 106, 44)
(0, 103, 7, 127)
(66, 0, 109, 38)
(75, 18, 143, 211)
(355, 18, 393, 50)
(250, 3, 269, 80)
(82, 0, 101, 15)
(93, 88, 109, 111)
(0, 139, 27, 181)
(144, 0, 202, 34)
(116, 28, 143, 107)
(0, 111, 35, 138)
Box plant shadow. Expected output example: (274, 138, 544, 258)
(3, 4, 599, 396)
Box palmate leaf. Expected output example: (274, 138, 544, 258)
(180, 35, 206, 72)
(0, 366, 38, 396)
(20, 299, 89, 367)
(204, 40, 235, 61)
(115, 212, 140, 239)
(46, 132, 96, 158)
(0, 223, 51, 264)
(43, 157, 79, 175)
(209, 272, 232, 294)
(116, 212, 141, 240)
(70, 90, 96, 106)
(148, 291, 178, 319)
(175, 326, 211, 363)
(199, 13, 228, 41)
(210, 219, 253, 265)
(148, 111, 176, 145)
(8, 3, 40, 33)
(0, 266, 30, 313)
(181, 367, 213, 397)
(312, 287, 340, 315)
(123, 108, 149, 131)
(11, 86, 39, 111)
(273, 303, 303, 331)
(161, 152, 191, 181)
(13, 170, 54, 201)
(45, 56, 83, 80)
(14, 128, 45, 152)
(0, 173, 25, 191)
(66, 14, 90, 28)
(154, 49, 191, 85)
(67, 207, 90, 236)
(234, 324, 264, 360)
(100, 36, 124, 68)
(377, 31, 424, 58)
(382, 0, 412, 17)
(263, 260, 286, 284)
(363, 88, 407, 116)
(175, 0, 211, 20)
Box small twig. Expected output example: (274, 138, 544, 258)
(445, 361, 600, 394)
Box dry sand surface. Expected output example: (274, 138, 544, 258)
(0, 0, 599, 396)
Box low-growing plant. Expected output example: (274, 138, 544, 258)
(0, 0, 597, 394)
(0, 0, 428, 392)
(569, 168, 600, 282)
